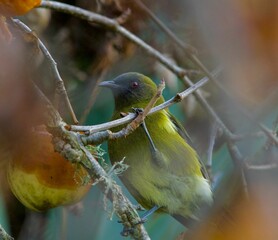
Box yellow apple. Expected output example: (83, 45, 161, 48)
(0, 0, 41, 16)
(7, 128, 92, 212)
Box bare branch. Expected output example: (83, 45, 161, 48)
(38, 1, 278, 148)
(182, 75, 236, 139)
(32, 83, 150, 239)
(227, 141, 249, 198)
(108, 80, 165, 139)
(78, 141, 150, 240)
(70, 72, 211, 133)
(37, 1, 260, 197)
(230, 131, 264, 142)
(205, 73, 278, 146)
(130, 0, 278, 146)
(39, 1, 186, 77)
(247, 163, 278, 170)
(81, 80, 165, 145)
(11, 19, 79, 125)
(259, 123, 278, 146)
(132, 0, 226, 94)
(38, 1, 237, 141)
(133, 0, 197, 55)
(0, 224, 14, 240)
(206, 122, 218, 181)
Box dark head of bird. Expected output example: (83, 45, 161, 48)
(99, 72, 163, 111)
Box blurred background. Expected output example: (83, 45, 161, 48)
(1, 0, 278, 239)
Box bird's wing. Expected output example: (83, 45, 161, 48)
(168, 113, 210, 180)
(168, 113, 194, 146)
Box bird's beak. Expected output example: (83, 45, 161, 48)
(98, 80, 119, 89)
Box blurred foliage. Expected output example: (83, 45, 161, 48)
(1, 0, 278, 239)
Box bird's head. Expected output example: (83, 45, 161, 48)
(99, 72, 164, 111)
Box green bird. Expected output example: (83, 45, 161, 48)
(99, 72, 212, 225)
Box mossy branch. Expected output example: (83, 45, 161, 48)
(0, 225, 14, 240)
(32, 82, 150, 240)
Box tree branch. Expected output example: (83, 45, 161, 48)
(109, 79, 165, 139)
(70, 72, 211, 134)
(32, 83, 150, 239)
(130, 0, 278, 147)
(206, 122, 218, 181)
(38, 1, 278, 159)
(38, 1, 237, 140)
(37, 0, 275, 217)
(133, 0, 197, 55)
(81, 80, 165, 145)
(0, 224, 14, 240)
(11, 18, 79, 125)
(39, 1, 187, 77)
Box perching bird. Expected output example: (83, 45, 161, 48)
(99, 72, 212, 226)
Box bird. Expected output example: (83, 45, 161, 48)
(99, 72, 212, 226)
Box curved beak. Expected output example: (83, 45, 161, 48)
(98, 80, 118, 89)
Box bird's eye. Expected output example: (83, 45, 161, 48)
(131, 81, 139, 89)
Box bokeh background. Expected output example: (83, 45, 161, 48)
(1, 0, 278, 239)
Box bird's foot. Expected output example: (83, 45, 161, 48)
(120, 108, 144, 118)
(134, 204, 145, 211)
(132, 107, 144, 115)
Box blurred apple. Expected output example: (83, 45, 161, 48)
(7, 126, 92, 212)
(0, 0, 41, 16)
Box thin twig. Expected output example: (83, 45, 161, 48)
(0, 224, 14, 240)
(32, 82, 150, 240)
(206, 122, 218, 180)
(39, 1, 187, 78)
(133, 0, 197, 55)
(206, 74, 278, 146)
(11, 19, 79, 125)
(138, 80, 165, 119)
(182, 75, 235, 139)
(70, 73, 210, 133)
(227, 141, 249, 198)
(38, 1, 277, 147)
(132, 0, 278, 146)
(39, 1, 234, 139)
(258, 123, 278, 146)
(247, 163, 278, 170)
(192, 60, 278, 146)
(82, 80, 165, 144)
(132, 0, 225, 90)
(107, 80, 165, 139)
(133, 1, 230, 97)
(230, 131, 264, 142)
(39, 0, 251, 198)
